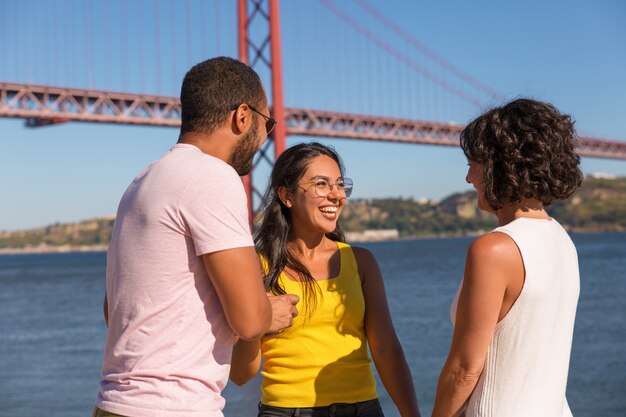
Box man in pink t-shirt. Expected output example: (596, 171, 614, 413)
(94, 57, 299, 417)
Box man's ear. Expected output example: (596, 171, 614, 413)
(231, 104, 251, 135)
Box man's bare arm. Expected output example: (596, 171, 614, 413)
(202, 247, 273, 340)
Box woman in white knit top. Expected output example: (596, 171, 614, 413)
(432, 99, 583, 417)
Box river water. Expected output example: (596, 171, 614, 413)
(0, 233, 624, 416)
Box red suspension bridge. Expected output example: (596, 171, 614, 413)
(1, 0, 625, 216)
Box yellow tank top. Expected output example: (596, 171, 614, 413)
(260, 241, 378, 407)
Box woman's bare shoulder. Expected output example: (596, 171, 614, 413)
(350, 245, 377, 266)
(464, 232, 524, 294)
(468, 232, 520, 262)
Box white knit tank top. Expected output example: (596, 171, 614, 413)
(451, 217, 580, 417)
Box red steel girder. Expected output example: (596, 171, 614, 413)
(0, 82, 181, 126)
(238, 0, 287, 225)
(575, 136, 626, 160)
(284, 108, 463, 146)
(283, 108, 626, 161)
(2, 82, 626, 161)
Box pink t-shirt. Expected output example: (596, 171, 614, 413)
(97, 144, 254, 417)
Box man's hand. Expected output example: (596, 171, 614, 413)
(267, 294, 299, 334)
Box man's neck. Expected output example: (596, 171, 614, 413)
(178, 131, 232, 164)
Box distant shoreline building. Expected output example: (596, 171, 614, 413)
(588, 172, 617, 180)
(346, 229, 400, 242)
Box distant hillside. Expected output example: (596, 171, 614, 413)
(550, 176, 626, 232)
(342, 176, 626, 237)
(341, 192, 497, 237)
(0, 217, 115, 251)
(1, 177, 625, 251)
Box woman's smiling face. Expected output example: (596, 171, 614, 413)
(285, 155, 347, 235)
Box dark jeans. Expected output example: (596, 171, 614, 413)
(91, 407, 128, 417)
(258, 398, 384, 417)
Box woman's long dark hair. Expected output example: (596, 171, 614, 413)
(255, 142, 346, 316)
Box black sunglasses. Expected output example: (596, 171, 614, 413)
(247, 104, 277, 136)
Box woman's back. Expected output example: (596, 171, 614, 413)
(452, 217, 580, 417)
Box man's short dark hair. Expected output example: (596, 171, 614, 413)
(460, 98, 583, 210)
(180, 57, 266, 135)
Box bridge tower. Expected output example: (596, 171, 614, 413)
(238, 0, 287, 226)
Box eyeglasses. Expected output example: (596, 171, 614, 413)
(298, 176, 354, 198)
(247, 104, 277, 136)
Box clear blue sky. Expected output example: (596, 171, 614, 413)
(1, 0, 625, 231)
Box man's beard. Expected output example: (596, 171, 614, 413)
(229, 121, 261, 176)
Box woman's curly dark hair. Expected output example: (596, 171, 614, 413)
(460, 98, 583, 210)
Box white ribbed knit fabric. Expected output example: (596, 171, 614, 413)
(451, 217, 580, 417)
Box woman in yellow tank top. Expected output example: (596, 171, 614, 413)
(230, 143, 421, 417)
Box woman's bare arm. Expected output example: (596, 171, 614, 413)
(229, 337, 262, 386)
(355, 247, 422, 417)
(432, 232, 523, 417)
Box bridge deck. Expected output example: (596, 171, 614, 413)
(2, 82, 626, 160)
